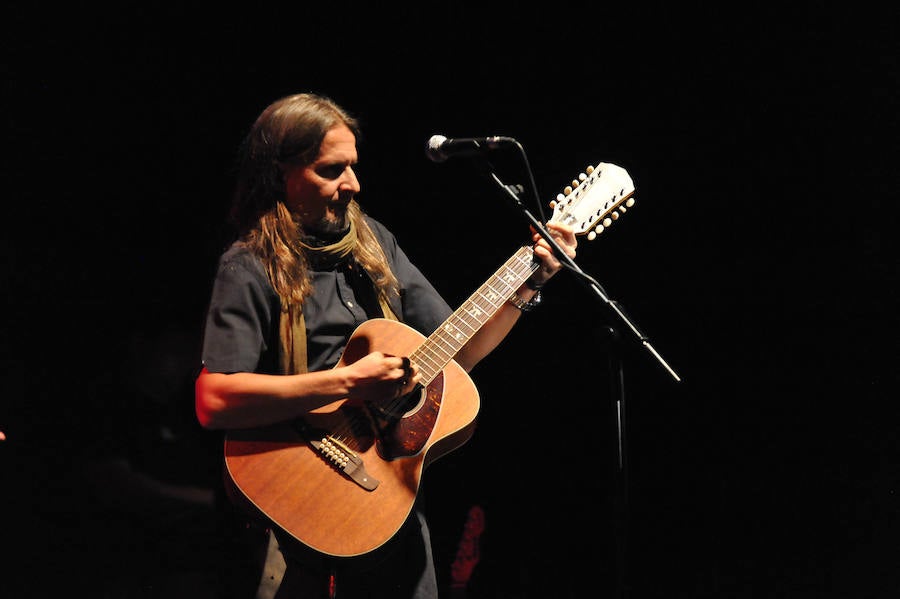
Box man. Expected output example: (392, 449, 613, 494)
(195, 92, 576, 598)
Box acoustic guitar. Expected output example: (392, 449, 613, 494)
(223, 162, 636, 558)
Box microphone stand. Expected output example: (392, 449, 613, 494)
(472, 149, 681, 599)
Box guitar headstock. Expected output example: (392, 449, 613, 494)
(548, 162, 635, 240)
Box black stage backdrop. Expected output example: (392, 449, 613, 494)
(3, 5, 898, 598)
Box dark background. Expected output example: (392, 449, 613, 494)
(3, 4, 898, 598)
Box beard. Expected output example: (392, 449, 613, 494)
(306, 204, 350, 237)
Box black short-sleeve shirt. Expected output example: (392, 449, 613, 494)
(201, 216, 452, 375)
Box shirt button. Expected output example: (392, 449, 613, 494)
(347, 302, 354, 308)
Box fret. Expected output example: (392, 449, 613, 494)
(425, 336, 457, 364)
(412, 349, 441, 377)
(482, 282, 507, 302)
(453, 313, 480, 334)
(442, 323, 466, 344)
(475, 288, 505, 308)
(424, 336, 453, 357)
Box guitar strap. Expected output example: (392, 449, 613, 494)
(263, 231, 401, 598)
(278, 289, 399, 376)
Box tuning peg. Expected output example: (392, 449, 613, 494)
(549, 200, 557, 209)
(571, 179, 578, 188)
(578, 173, 587, 182)
(603, 217, 612, 227)
(586, 165, 594, 175)
(615, 197, 635, 216)
(587, 223, 605, 241)
(551, 193, 566, 210)
(611, 211, 619, 220)
(563, 186, 573, 196)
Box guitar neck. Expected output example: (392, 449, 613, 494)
(412, 245, 538, 384)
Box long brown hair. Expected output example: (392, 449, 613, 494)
(229, 93, 399, 308)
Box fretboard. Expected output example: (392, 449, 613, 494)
(412, 245, 539, 383)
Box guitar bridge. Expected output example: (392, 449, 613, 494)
(295, 420, 380, 491)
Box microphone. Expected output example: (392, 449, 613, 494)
(425, 134, 517, 163)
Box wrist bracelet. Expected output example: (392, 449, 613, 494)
(525, 276, 544, 291)
(508, 289, 542, 312)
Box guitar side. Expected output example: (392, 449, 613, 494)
(223, 318, 480, 558)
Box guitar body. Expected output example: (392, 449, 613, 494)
(224, 318, 480, 558)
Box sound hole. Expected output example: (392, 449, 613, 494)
(370, 384, 426, 420)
